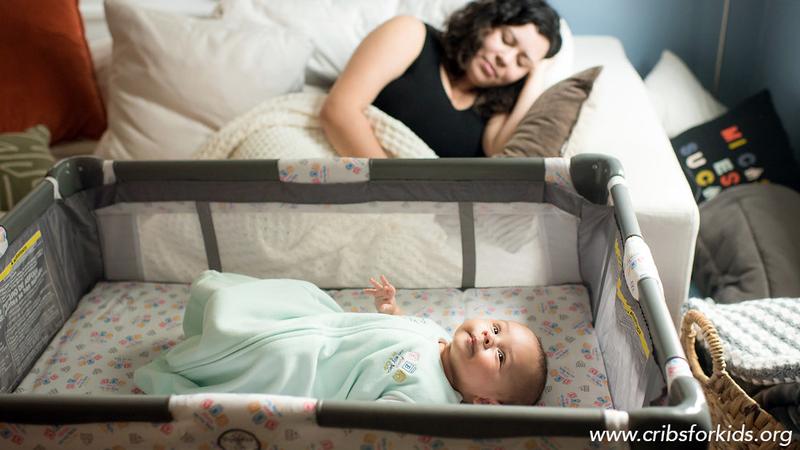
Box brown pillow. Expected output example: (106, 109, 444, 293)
(0, 0, 106, 144)
(500, 66, 602, 158)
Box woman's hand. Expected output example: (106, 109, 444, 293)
(523, 56, 554, 94)
(530, 57, 555, 82)
(481, 56, 555, 156)
(364, 275, 401, 315)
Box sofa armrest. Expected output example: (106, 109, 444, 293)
(566, 36, 700, 330)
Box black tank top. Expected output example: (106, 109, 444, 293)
(373, 24, 487, 158)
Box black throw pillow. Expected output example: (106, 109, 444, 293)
(671, 90, 800, 203)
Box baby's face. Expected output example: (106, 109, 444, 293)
(446, 318, 542, 404)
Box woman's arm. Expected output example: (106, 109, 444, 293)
(481, 59, 554, 156)
(320, 16, 426, 158)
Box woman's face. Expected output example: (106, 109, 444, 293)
(465, 23, 551, 88)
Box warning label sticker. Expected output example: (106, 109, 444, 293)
(0, 229, 58, 391)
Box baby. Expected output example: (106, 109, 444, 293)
(366, 275, 547, 405)
(135, 271, 547, 405)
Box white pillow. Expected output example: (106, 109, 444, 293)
(545, 19, 574, 88)
(644, 50, 727, 138)
(218, 0, 574, 89)
(97, 0, 313, 161)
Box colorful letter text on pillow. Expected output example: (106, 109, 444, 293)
(672, 91, 800, 203)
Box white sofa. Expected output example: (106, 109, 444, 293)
(565, 36, 699, 329)
(68, 0, 698, 329)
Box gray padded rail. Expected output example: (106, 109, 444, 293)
(458, 202, 476, 288)
(0, 182, 54, 243)
(628, 377, 711, 450)
(0, 395, 172, 424)
(195, 201, 222, 271)
(639, 278, 683, 372)
(47, 157, 105, 198)
(610, 181, 642, 240)
(570, 154, 625, 205)
(317, 401, 606, 438)
(113, 160, 281, 182)
(370, 158, 545, 181)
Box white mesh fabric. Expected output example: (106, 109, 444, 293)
(94, 201, 582, 288)
(474, 203, 580, 287)
(212, 202, 462, 288)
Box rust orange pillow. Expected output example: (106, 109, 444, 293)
(0, 0, 106, 144)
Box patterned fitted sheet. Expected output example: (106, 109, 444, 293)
(15, 281, 612, 409)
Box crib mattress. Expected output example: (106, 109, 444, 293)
(15, 281, 612, 409)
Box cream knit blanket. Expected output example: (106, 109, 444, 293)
(193, 92, 438, 160)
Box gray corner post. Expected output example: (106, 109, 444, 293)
(570, 153, 711, 447)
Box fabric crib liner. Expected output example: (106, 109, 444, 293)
(15, 280, 613, 410)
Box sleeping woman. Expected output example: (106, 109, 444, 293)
(320, 0, 562, 159)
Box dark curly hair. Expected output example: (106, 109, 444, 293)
(439, 0, 562, 117)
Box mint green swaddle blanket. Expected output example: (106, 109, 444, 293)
(134, 271, 461, 403)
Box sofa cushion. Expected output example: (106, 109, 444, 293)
(217, 0, 575, 89)
(671, 90, 800, 204)
(500, 66, 601, 158)
(95, 0, 313, 161)
(693, 183, 800, 303)
(563, 36, 700, 329)
(644, 50, 727, 138)
(0, 0, 106, 144)
(0, 125, 55, 212)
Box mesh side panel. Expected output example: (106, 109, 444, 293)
(0, 198, 102, 392)
(139, 208, 206, 282)
(45, 194, 104, 311)
(0, 223, 58, 392)
(212, 202, 463, 289)
(542, 183, 664, 409)
(473, 203, 580, 287)
(592, 233, 658, 410)
(91, 201, 592, 289)
(95, 202, 206, 282)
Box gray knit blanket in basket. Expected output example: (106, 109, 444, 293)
(683, 297, 800, 385)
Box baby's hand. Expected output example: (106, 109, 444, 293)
(364, 275, 400, 315)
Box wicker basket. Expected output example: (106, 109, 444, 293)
(681, 309, 797, 450)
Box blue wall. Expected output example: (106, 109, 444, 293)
(550, 0, 799, 160)
(548, 0, 724, 87)
(721, 0, 800, 160)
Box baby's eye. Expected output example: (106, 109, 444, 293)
(492, 325, 499, 334)
(498, 349, 505, 364)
